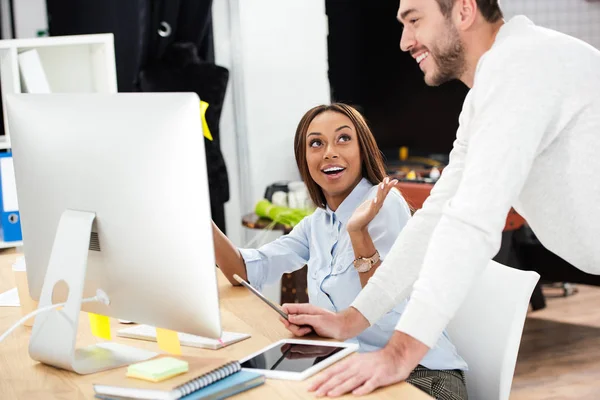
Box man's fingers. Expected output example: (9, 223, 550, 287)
(297, 326, 312, 336)
(288, 313, 318, 327)
(326, 375, 367, 398)
(352, 377, 380, 396)
(314, 368, 359, 397)
(282, 302, 321, 315)
(279, 316, 304, 336)
(280, 317, 312, 336)
(286, 322, 312, 337)
(288, 325, 304, 336)
(308, 362, 347, 392)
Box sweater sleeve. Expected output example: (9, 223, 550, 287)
(395, 44, 563, 347)
(351, 134, 468, 325)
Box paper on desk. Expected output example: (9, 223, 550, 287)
(12, 256, 26, 272)
(89, 313, 112, 340)
(0, 288, 20, 307)
(156, 327, 182, 355)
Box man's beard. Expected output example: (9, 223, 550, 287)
(426, 23, 466, 86)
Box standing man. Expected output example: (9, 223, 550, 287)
(282, 0, 600, 396)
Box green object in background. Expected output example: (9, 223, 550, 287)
(255, 199, 312, 228)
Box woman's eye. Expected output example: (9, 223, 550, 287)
(309, 139, 322, 148)
(410, 18, 419, 25)
(338, 134, 351, 143)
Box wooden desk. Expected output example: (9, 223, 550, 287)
(0, 249, 431, 399)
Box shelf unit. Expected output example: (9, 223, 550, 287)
(0, 33, 117, 148)
(0, 34, 117, 248)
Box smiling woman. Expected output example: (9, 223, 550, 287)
(293, 103, 387, 210)
(211, 102, 468, 399)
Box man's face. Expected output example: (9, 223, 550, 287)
(398, 0, 466, 86)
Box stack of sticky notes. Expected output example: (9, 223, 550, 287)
(126, 357, 189, 383)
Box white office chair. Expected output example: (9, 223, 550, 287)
(446, 260, 540, 400)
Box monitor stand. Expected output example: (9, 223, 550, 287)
(28, 210, 157, 374)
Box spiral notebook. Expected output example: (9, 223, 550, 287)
(93, 357, 242, 400)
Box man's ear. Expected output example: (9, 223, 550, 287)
(453, 0, 478, 31)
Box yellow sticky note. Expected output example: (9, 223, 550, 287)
(127, 357, 189, 382)
(88, 313, 111, 340)
(200, 101, 213, 141)
(156, 328, 182, 355)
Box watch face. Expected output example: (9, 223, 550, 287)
(354, 259, 371, 273)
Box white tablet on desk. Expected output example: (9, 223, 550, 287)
(239, 339, 358, 381)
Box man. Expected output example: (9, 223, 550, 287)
(281, 0, 600, 396)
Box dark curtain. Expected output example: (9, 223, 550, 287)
(46, 0, 214, 92)
(47, 0, 152, 93)
(326, 0, 469, 155)
(46, 0, 230, 232)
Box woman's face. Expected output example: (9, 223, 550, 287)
(305, 111, 362, 210)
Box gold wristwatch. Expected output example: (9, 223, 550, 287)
(353, 250, 380, 273)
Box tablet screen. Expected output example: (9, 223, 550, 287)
(241, 342, 345, 373)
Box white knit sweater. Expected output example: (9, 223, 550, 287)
(352, 16, 600, 348)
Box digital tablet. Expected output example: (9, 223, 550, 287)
(233, 274, 289, 320)
(239, 339, 358, 380)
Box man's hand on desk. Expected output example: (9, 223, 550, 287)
(307, 331, 429, 397)
(280, 304, 369, 340)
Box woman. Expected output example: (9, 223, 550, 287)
(212, 104, 468, 398)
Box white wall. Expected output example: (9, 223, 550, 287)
(502, 0, 600, 49)
(236, 0, 329, 215)
(212, 0, 243, 247)
(213, 0, 329, 247)
(0, 0, 12, 38)
(212, 0, 330, 303)
(13, 0, 48, 38)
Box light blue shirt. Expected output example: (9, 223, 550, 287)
(240, 178, 467, 370)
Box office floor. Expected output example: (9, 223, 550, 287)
(510, 284, 600, 399)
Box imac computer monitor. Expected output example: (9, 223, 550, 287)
(7, 93, 221, 373)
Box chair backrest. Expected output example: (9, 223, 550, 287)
(446, 260, 540, 400)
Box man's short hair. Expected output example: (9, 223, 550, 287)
(436, 0, 504, 23)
